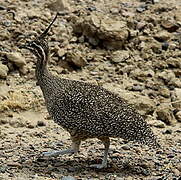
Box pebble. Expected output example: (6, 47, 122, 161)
(0, 5, 6, 10)
(156, 105, 176, 125)
(162, 129, 172, 134)
(175, 111, 181, 122)
(154, 31, 171, 42)
(177, 164, 181, 172)
(7, 162, 21, 168)
(6, 52, 26, 68)
(161, 19, 179, 32)
(0, 63, 9, 78)
(131, 84, 144, 91)
(162, 42, 169, 50)
(136, 4, 148, 13)
(148, 120, 165, 128)
(62, 176, 76, 180)
(0, 119, 8, 125)
(47, 0, 71, 12)
(121, 144, 130, 150)
(172, 168, 180, 176)
(66, 51, 87, 68)
(37, 121, 46, 127)
(111, 50, 129, 63)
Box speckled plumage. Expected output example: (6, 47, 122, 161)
(22, 15, 160, 168)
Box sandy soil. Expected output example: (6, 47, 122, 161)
(0, 0, 181, 179)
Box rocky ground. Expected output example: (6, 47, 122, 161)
(0, 0, 181, 179)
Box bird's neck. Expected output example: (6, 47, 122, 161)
(35, 54, 51, 84)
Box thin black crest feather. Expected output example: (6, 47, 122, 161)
(39, 13, 58, 39)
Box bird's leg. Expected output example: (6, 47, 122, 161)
(42, 138, 81, 157)
(90, 137, 110, 169)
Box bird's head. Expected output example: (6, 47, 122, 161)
(20, 13, 58, 61)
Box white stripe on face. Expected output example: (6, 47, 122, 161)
(32, 41, 46, 63)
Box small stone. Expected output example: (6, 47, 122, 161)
(136, 4, 148, 13)
(172, 168, 180, 176)
(148, 120, 165, 128)
(159, 87, 170, 98)
(47, 0, 71, 12)
(111, 50, 129, 63)
(162, 129, 172, 134)
(37, 121, 46, 127)
(131, 84, 144, 92)
(175, 111, 181, 122)
(175, 88, 181, 101)
(7, 162, 21, 168)
(0, 5, 6, 10)
(177, 164, 181, 172)
(27, 124, 35, 129)
(0, 119, 8, 125)
(66, 51, 87, 68)
(121, 144, 130, 150)
(62, 176, 76, 180)
(162, 42, 169, 50)
(136, 22, 146, 30)
(161, 19, 179, 32)
(6, 52, 26, 68)
(57, 48, 66, 57)
(156, 105, 176, 125)
(154, 31, 171, 42)
(153, 0, 159, 3)
(0, 63, 9, 79)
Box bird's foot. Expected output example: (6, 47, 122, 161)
(90, 163, 107, 169)
(42, 149, 75, 157)
(42, 150, 62, 157)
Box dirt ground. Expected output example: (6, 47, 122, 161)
(0, 0, 181, 179)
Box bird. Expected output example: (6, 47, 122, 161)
(20, 14, 160, 169)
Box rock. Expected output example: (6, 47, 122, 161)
(7, 162, 21, 168)
(162, 42, 169, 51)
(131, 84, 145, 92)
(125, 92, 155, 115)
(9, 118, 25, 128)
(161, 19, 179, 32)
(111, 50, 129, 63)
(62, 176, 76, 180)
(162, 129, 172, 134)
(6, 52, 26, 68)
(157, 70, 175, 84)
(175, 111, 181, 122)
(154, 31, 171, 42)
(121, 144, 130, 150)
(166, 58, 181, 68)
(177, 164, 181, 172)
(0, 119, 8, 125)
(174, 88, 181, 100)
(0, 63, 9, 78)
(172, 168, 180, 177)
(47, 0, 71, 13)
(66, 50, 87, 68)
(158, 87, 170, 98)
(153, 0, 159, 3)
(136, 4, 148, 13)
(130, 69, 155, 82)
(73, 13, 129, 49)
(148, 120, 165, 128)
(57, 48, 66, 57)
(156, 105, 176, 125)
(37, 121, 46, 127)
